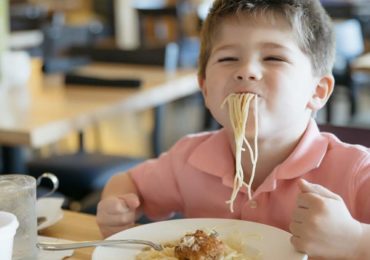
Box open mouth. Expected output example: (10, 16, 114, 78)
(221, 92, 259, 110)
(234, 91, 260, 97)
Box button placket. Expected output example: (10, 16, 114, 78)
(249, 200, 258, 209)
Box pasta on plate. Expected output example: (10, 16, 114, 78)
(136, 229, 261, 260)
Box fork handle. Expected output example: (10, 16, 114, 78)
(37, 239, 156, 251)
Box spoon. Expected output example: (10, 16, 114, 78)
(37, 239, 163, 251)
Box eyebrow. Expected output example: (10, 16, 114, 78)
(212, 42, 294, 54)
(259, 42, 293, 52)
(212, 44, 238, 54)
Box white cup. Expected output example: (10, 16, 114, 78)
(0, 50, 31, 91)
(0, 211, 19, 260)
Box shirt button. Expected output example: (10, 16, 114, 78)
(249, 200, 258, 209)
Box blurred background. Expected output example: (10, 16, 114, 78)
(1, 0, 370, 213)
(6, 0, 207, 158)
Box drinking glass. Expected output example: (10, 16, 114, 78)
(0, 173, 58, 260)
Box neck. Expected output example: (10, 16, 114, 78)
(229, 120, 310, 190)
(244, 137, 299, 188)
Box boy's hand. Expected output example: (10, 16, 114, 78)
(290, 179, 363, 259)
(96, 193, 140, 238)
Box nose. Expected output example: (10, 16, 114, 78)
(234, 61, 262, 82)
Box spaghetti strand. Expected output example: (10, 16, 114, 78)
(222, 93, 259, 212)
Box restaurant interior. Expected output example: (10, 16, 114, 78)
(1, 0, 370, 219)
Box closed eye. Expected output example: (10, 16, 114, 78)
(218, 57, 238, 62)
(264, 56, 286, 62)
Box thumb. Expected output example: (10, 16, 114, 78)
(298, 179, 341, 200)
(117, 193, 141, 211)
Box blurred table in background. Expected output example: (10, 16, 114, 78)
(352, 52, 370, 72)
(0, 59, 198, 173)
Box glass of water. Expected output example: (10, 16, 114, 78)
(0, 173, 58, 260)
(0, 175, 37, 259)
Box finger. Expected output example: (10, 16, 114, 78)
(298, 179, 340, 200)
(289, 223, 314, 255)
(100, 211, 137, 227)
(289, 221, 304, 238)
(291, 207, 308, 223)
(291, 235, 320, 259)
(296, 192, 323, 209)
(101, 222, 135, 238)
(118, 193, 141, 210)
(98, 197, 130, 214)
(290, 235, 307, 253)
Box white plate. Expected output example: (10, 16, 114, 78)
(92, 218, 307, 260)
(36, 198, 64, 231)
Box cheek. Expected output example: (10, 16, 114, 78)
(202, 89, 230, 126)
(266, 69, 291, 85)
(262, 76, 307, 112)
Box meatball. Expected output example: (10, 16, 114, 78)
(174, 230, 224, 260)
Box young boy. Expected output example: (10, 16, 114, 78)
(97, 0, 370, 259)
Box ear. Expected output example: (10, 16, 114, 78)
(307, 74, 335, 111)
(198, 75, 207, 96)
(198, 75, 211, 109)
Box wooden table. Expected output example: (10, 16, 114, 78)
(0, 60, 198, 172)
(39, 210, 101, 259)
(0, 60, 198, 148)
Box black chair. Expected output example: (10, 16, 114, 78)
(27, 43, 180, 213)
(322, 1, 370, 20)
(69, 42, 179, 72)
(9, 2, 49, 56)
(327, 19, 370, 123)
(10, 2, 49, 31)
(27, 129, 145, 213)
(319, 124, 370, 147)
(41, 18, 104, 73)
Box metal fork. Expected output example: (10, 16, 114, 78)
(37, 239, 163, 251)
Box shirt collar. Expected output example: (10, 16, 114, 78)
(254, 120, 329, 195)
(188, 120, 329, 191)
(274, 119, 328, 180)
(188, 129, 236, 186)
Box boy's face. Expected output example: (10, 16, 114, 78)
(199, 15, 333, 140)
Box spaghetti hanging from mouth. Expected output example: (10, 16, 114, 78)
(221, 93, 259, 212)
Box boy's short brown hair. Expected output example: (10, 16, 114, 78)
(198, 0, 335, 78)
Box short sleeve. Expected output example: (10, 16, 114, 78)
(129, 148, 184, 220)
(352, 152, 370, 222)
(129, 134, 209, 220)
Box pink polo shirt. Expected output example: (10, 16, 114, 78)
(129, 120, 370, 232)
